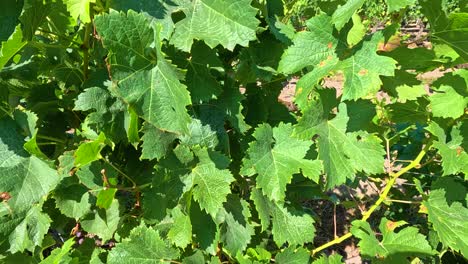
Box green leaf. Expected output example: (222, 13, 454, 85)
(8, 206, 51, 253)
(54, 177, 93, 220)
(311, 254, 343, 264)
(140, 123, 177, 161)
(275, 246, 311, 264)
(74, 132, 108, 168)
(0, 25, 27, 70)
(12, 109, 48, 159)
(271, 203, 315, 246)
(242, 123, 321, 201)
(170, 0, 260, 51)
(426, 122, 468, 176)
(351, 218, 435, 263)
(386, 0, 416, 13)
(250, 188, 271, 232)
(0, 118, 60, 213)
(40, 238, 75, 264)
(63, 0, 95, 23)
(347, 13, 366, 46)
(332, 0, 365, 30)
(339, 33, 397, 100)
(295, 103, 385, 189)
(183, 251, 205, 264)
(0, 0, 23, 42)
(217, 195, 254, 255)
(236, 34, 283, 83)
(108, 224, 179, 263)
(180, 119, 219, 149)
(186, 42, 223, 102)
(96, 188, 118, 209)
(109, 0, 178, 40)
(94, 11, 192, 134)
(185, 148, 234, 217)
(250, 189, 315, 247)
(190, 202, 219, 255)
(168, 207, 192, 248)
(81, 199, 120, 242)
(420, 0, 468, 60)
(395, 85, 427, 102)
(278, 15, 337, 74)
(429, 85, 467, 119)
(74, 86, 128, 143)
(423, 188, 468, 256)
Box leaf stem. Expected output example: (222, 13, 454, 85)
(311, 140, 432, 256)
(103, 159, 137, 189)
(36, 135, 65, 144)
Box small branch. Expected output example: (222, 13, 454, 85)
(311, 140, 432, 256)
(386, 198, 420, 204)
(333, 204, 337, 239)
(82, 23, 92, 80)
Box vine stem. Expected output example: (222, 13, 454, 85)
(103, 159, 137, 189)
(82, 23, 92, 80)
(311, 140, 432, 256)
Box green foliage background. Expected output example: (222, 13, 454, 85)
(0, 0, 467, 263)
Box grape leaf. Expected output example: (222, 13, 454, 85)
(312, 254, 343, 264)
(0, 118, 60, 213)
(351, 218, 435, 263)
(0, 25, 27, 69)
(80, 199, 120, 242)
(429, 85, 467, 119)
(40, 238, 75, 264)
(426, 122, 468, 176)
(241, 123, 322, 201)
(180, 119, 219, 149)
(185, 148, 234, 217)
(108, 224, 179, 263)
(94, 10, 192, 134)
(96, 188, 117, 209)
(278, 14, 337, 74)
(168, 207, 192, 248)
(185, 42, 223, 102)
(295, 103, 385, 189)
(12, 109, 48, 159)
(271, 203, 315, 246)
(54, 177, 92, 220)
(347, 13, 366, 46)
(140, 123, 177, 161)
(74, 132, 108, 168)
(217, 195, 254, 255)
(386, 0, 416, 13)
(275, 246, 311, 264)
(332, 0, 365, 30)
(423, 188, 468, 256)
(63, 0, 95, 23)
(0, 0, 22, 42)
(190, 202, 219, 255)
(250, 190, 315, 246)
(109, 0, 178, 40)
(420, 0, 468, 60)
(74, 86, 128, 143)
(170, 0, 260, 51)
(8, 206, 51, 253)
(339, 33, 397, 100)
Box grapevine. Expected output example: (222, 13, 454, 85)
(0, 0, 467, 263)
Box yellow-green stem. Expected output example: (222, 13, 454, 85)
(311, 141, 432, 256)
